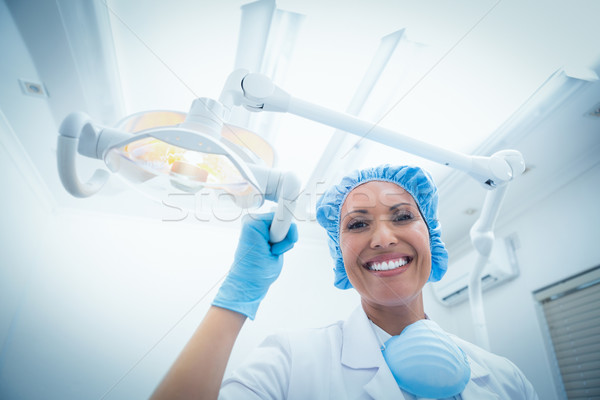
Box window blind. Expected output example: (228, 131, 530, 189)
(534, 267, 600, 399)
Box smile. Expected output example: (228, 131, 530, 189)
(364, 257, 412, 271)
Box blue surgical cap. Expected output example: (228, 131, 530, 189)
(315, 164, 448, 289)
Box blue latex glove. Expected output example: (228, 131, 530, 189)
(212, 213, 298, 320)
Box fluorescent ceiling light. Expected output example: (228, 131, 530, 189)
(56, 0, 124, 124)
(490, 66, 599, 147)
(227, 0, 305, 143)
(440, 65, 599, 196)
(302, 29, 427, 210)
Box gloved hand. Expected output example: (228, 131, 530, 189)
(212, 213, 299, 320)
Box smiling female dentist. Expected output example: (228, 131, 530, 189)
(151, 164, 539, 400)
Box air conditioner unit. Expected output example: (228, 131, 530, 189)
(431, 235, 520, 306)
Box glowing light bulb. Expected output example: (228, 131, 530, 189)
(107, 136, 252, 196)
(104, 110, 269, 208)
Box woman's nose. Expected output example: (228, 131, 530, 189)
(370, 222, 397, 248)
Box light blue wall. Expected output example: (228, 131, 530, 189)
(444, 163, 600, 400)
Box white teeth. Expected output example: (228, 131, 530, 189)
(368, 258, 408, 271)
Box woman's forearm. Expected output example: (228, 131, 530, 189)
(150, 306, 246, 400)
(151, 214, 297, 399)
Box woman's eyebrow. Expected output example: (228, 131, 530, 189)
(340, 209, 368, 221)
(389, 202, 415, 211)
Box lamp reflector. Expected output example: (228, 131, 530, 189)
(105, 129, 263, 208)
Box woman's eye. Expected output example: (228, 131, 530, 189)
(393, 211, 414, 222)
(347, 220, 368, 230)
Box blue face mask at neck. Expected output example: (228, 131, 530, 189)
(381, 319, 471, 398)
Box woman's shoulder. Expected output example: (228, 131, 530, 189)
(449, 334, 518, 370)
(448, 333, 538, 398)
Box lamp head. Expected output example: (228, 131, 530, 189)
(105, 124, 264, 208)
(57, 98, 276, 209)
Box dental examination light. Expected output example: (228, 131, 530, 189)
(57, 98, 301, 243)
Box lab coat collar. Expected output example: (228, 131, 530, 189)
(341, 306, 383, 369)
(341, 307, 404, 399)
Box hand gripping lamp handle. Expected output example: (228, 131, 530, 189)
(185, 97, 300, 244)
(57, 112, 110, 198)
(248, 164, 301, 243)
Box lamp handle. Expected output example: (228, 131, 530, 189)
(269, 171, 301, 243)
(57, 112, 109, 198)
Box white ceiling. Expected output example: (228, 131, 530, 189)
(2, 0, 600, 248)
(105, 0, 600, 170)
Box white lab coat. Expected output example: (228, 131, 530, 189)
(220, 307, 539, 399)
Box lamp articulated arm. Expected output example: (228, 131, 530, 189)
(468, 184, 508, 351)
(219, 69, 527, 349)
(467, 150, 524, 350)
(221, 69, 524, 189)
